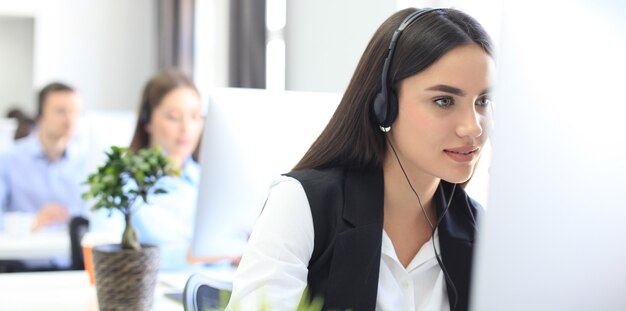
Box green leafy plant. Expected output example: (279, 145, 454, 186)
(82, 146, 180, 250)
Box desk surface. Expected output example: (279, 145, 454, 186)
(0, 231, 70, 260)
(0, 265, 235, 311)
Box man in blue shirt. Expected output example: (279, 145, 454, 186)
(0, 82, 87, 233)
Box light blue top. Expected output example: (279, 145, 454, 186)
(0, 132, 88, 230)
(91, 158, 201, 271)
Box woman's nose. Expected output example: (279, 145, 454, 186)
(456, 107, 483, 139)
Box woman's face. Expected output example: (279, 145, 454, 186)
(389, 43, 495, 184)
(146, 87, 203, 161)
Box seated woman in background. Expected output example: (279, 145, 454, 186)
(93, 69, 237, 270)
(128, 69, 204, 270)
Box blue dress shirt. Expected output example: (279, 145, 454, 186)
(0, 132, 88, 229)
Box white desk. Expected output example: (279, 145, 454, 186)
(0, 231, 70, 260)
(0, 265, 235, 310)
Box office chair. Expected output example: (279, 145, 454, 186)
(69, 216, 89, 270)
(183, 273, 231, 311)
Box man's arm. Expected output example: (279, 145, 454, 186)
(32, 203, 70, 231)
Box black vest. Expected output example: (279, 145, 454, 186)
(286, 167, 480, 311)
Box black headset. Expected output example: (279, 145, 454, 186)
(139, 100, 150, 125)
(139, 95, 151, 126)
(372, 8, 439, 131)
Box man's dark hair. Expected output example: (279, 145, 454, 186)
(37, 82, 75, 119)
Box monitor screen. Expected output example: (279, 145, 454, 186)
(470, 2, 626, 310)
(191, 87, 342, 257)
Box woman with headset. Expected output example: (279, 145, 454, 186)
(92, 70, 238, 270)
(228, 8, 493, 311)
(125, 69, 206, 271)
(128, 70, 243, 270)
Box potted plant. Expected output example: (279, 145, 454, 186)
(83, 145, 179, 311)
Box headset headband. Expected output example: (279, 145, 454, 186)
(374, 8, 440, 130)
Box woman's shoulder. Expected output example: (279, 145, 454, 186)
(282, 167, 360, 210)
(284, 166, 347, 183)
(285, 166, 383, 193)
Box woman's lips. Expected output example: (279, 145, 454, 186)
(443, 146, 479, 163)
(176, 139, 191, 146)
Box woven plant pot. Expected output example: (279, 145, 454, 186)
(92, 244, 160, 311)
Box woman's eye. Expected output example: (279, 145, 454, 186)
(475, 96, 493, 108)
(433, 97, 454, 108)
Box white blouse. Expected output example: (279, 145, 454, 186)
(227, 176, 449, 311)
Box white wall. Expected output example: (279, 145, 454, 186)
(283, 0, 501, 94)
(285, 0, 396, 93)
(0, 0, 157, 113)
(0, 16, 34, 115)
(77, 110, 137, 175)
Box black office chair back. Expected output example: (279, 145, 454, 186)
(69, 216, 89, 270)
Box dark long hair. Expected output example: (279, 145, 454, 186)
(129, 69, 201, 158)
(293, 8, 492, 171)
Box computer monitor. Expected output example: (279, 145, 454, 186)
(470, 2, 626, 310)
(191, 87, 342, 257)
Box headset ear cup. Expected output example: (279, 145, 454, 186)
(140, 99, 150, 125)
(386, 90, 398, 126)
(372, 92, 388, 126)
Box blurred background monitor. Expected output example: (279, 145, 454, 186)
(191, 87, 341, 257)
(470, 1, 626, 310)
